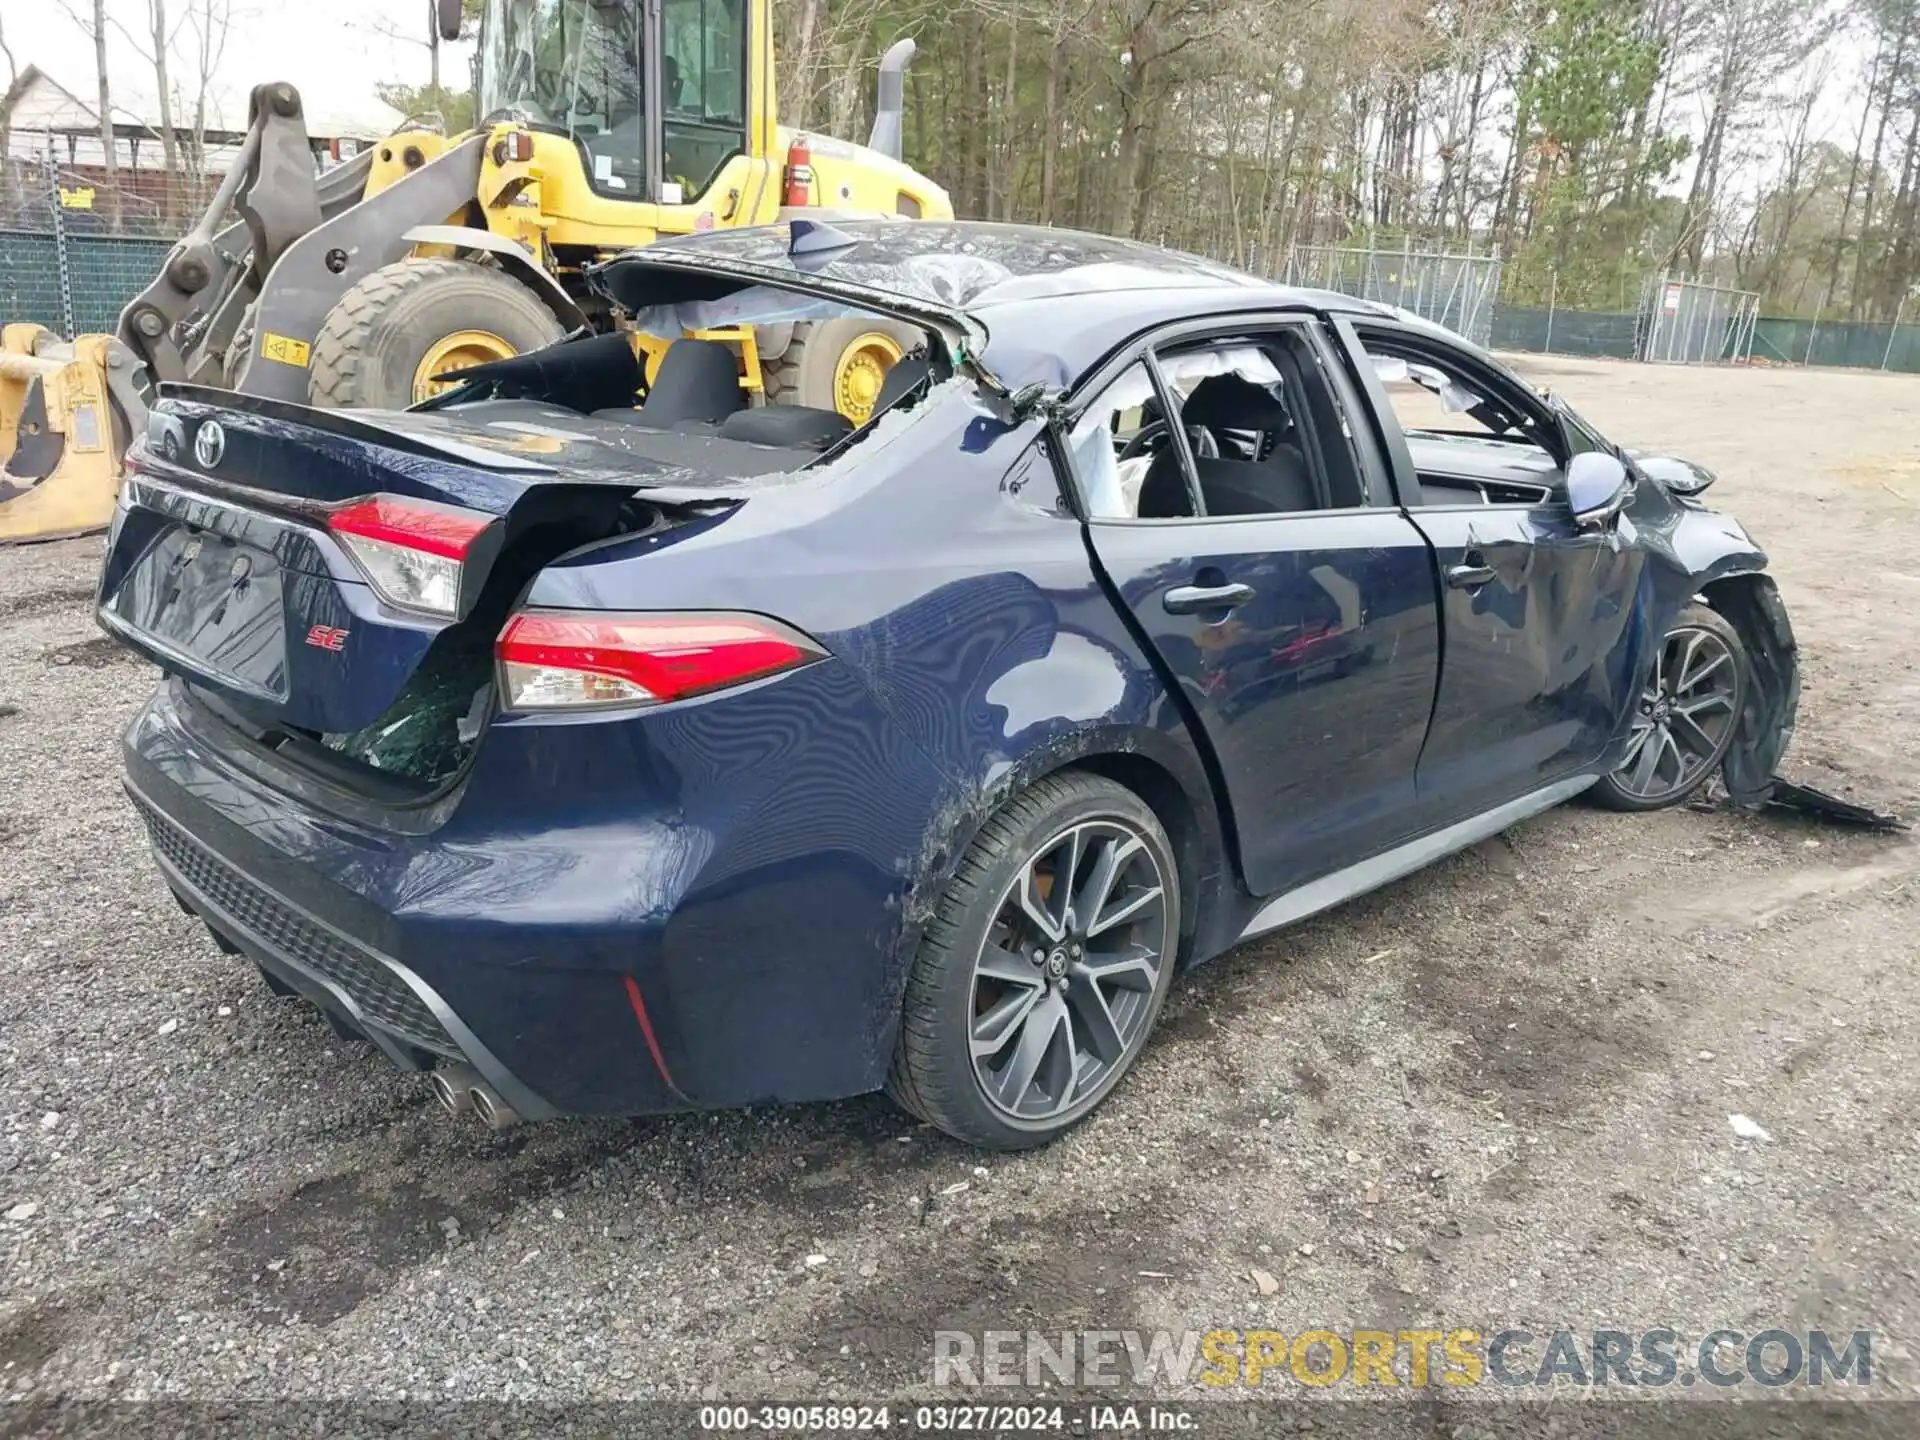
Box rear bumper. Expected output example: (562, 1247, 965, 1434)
(121, 660, 954, 1119)
(127, 785, 566, 1120)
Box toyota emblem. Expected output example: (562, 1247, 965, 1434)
(194, 420, 226, 469)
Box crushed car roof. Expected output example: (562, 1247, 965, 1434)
(600, 219, 1398, 388)
(633, 220, 1270, 306)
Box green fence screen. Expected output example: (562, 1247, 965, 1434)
(0, 230, 172, 336)
(64, 236, 173, 333)
(1489, 306, 1920, 371)
(1747, 317, 1920, 373)
(7, 227, 1920, 377)
(0, 231, 63, 331)
(1490, 306, 1641, 359)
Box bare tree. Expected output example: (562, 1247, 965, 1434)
(148, 0, 182, 210)
(184, 0, 236, 199)
(1676, 0, 1833, 271)
(747, 0, 1907, 322)
(0, 12, 17, 170)
(56, 0, 127, 224)
(371, 0, 480, 129)
(103, 0, 185, 216)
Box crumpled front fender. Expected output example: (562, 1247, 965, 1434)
(1629, 483, 1799, 807)
(1701, 572, 1799, 807)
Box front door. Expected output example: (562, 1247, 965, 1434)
(1408, 505, 1646, 820)
(1069, 324, 1442, 897)
(1340, 319, 1649, 823)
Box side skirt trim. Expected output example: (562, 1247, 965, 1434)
(1238, 773, 1598, 942)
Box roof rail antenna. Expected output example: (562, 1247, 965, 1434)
(788, 219, 862, 258)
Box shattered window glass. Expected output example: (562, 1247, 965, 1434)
(1068, 362, 1158, 519)
(322, 647, 493, 786)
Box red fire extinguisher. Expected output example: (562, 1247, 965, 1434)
(783, 136, 813, 209)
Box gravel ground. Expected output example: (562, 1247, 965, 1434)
(1, 358, 1916, 1425)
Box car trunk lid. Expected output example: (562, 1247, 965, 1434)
(98, 387, 753, 755)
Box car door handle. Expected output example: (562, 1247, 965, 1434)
(1447, 561, 1495, 589)
(1164, 582, 1255, 614)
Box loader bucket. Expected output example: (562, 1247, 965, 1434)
(0, 325, 140, 545)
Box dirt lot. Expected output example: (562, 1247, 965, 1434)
(1, 357, 1916, 1425)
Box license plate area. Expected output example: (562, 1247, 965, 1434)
(109, 522, 289, 701)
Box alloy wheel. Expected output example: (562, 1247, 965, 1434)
(1611, 624, 1741, 803)
(968, 819, 1172, 1125)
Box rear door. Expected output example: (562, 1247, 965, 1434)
(1336, 318, 1647, 824)
(1070, 318, 1442, 898)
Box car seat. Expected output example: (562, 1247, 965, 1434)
(592, 338, 744, 428)
(717, 406, 854, 450)
(1135, 373, 1317, 517)
(872, 355, 933, 416)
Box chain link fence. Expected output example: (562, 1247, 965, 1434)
(3, 194, 1918, 377)
(1, 157, 177, 339)
(1490, 305, 1641, 359)
(0, 231, 173, 337)
(1747, 314, 1920, 370)
(1266, 247, 1920, 374)
(1636, 275, 1760, 365)
(1277, 242, 1504, 347)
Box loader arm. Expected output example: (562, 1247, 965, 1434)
(118, 83, 331, 388)
(178, 143, 376, 388)
(226, 134, 496, 404)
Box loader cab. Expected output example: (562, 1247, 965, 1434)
(470, 0, 776, 241)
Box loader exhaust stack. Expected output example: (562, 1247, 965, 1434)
(868, 39, 916, 163)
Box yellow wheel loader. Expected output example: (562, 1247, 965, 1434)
(0, 0, 950, 543)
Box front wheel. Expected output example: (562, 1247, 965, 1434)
(1589, 602, 1747, 811)
(888, 772, 1180, 1150)
(308, 257, 567, 409)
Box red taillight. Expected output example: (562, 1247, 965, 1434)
(495, 611, 825, 712)
(327, 494, 495, 616)
(329, 496, 491, 559)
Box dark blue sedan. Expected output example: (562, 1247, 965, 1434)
(96, 221, 1799, 1148)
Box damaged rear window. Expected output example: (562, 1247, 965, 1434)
(321, 644, 493, 787)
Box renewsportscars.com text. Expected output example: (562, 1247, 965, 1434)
(932, 1328, 1873, 1389)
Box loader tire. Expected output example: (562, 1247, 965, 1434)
(763, 316, 923, 424)
(308, 258, 566, 410)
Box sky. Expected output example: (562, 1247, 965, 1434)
(3, 0, 474, 138)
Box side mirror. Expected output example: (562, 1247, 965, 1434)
(1566, 451, 1629, 529)
(435, 0, 463, 43)
(1633, 454, 1716, 496)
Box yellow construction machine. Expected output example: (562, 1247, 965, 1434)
(0, 325, 141, 543)
(0, 0, 950, 543)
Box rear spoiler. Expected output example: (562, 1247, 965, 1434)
(151, 383, 557, 474)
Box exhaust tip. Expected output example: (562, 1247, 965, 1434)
(430, 1065, 476, 1117)
(468, 1083, 521, 1132)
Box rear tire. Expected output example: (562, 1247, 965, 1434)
(887, 772, 1180, 1150)
(1589, 602, 1748, 812)
(764, 316, 922, 423)
(308, 257, 566, 409)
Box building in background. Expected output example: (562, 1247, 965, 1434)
(1, 63, 401, 235)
